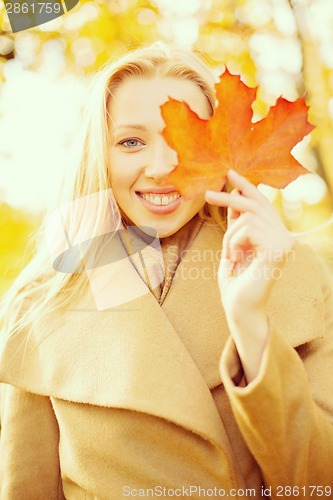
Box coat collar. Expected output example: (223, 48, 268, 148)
(0, 223, 325, 451)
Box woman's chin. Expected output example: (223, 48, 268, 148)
(131, 217, 182, 239)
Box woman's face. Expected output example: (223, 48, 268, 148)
(108, 75, 212, 238)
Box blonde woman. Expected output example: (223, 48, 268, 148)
(0, 43, 333, 499)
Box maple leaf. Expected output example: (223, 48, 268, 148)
(160, 70, 314, 199)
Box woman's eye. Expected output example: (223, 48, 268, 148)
(118, 138, 144, 149)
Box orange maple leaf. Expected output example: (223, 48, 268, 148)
(160, 70, 314, 199)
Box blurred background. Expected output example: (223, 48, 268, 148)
(0, 0, 333, 297)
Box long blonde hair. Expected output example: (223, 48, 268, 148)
(0, 42, 227, 338)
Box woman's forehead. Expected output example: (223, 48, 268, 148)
(108, 76, 211, 125)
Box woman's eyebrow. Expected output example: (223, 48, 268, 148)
(113, 124, 148, 132)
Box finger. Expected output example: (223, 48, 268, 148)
(205, 189, 281, 228)
(223, 212, 265, 252)
(223, 215, 265, 261)
(227, 189, 241, 227)
(218, 257, 237, 285)
(227, 225, 264, 262)
(205, 190, 258, 214)
(227, 169, 268, 205)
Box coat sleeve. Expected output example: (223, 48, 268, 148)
(220, 253, 333, 492)
(0, 383, 65, 500)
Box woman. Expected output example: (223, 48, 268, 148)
(0, 43, 333, 499)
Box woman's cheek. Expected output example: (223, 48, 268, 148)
(119, 156, 143, 183)
(109, 154, 131, 184)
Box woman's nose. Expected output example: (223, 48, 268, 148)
(144, 137, 178, 181)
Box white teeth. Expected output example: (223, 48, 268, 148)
(141, 192, 180, 206)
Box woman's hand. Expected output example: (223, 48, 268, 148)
(205, 169, 295, 383)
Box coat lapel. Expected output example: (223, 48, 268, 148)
(0, 263, 230, 453)
(162, 223, 229, 390)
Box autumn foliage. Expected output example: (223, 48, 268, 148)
(161, 70, 314, 199)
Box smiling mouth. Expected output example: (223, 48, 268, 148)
(137, 191, 181, 206)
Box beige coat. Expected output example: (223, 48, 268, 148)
(1, 222, 333, 499)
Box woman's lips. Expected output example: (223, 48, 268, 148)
(136, 192, 182, 215)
